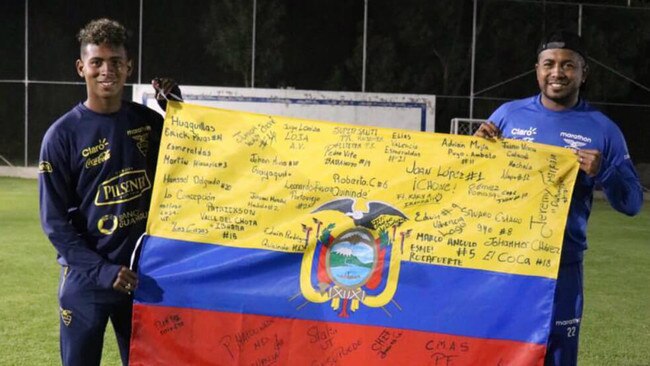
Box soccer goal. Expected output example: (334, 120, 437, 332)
(133, 85, 437, 132)
(450, 118, 487, 135)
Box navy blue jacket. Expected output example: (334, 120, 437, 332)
(39, 101, 163, 289)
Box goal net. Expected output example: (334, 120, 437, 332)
(450, 118, 486, 135)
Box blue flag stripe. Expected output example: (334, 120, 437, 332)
(136, 235, 554, 344)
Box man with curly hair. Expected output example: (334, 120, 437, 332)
(38, 18, 181, 366)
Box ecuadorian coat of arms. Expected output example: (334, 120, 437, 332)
(298, 198, 411, 318)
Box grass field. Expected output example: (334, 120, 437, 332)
(1, 176, 648, 365)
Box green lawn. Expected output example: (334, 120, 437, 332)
(0, 177, 120, 365)
(580, 194, 650, 365)
(0, 177, 648, 365)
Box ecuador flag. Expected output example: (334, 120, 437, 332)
(129, 102, 578, 365)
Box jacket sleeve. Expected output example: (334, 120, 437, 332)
(38, 130, 121, 289)
(596, 125, 644, 216)
(598, 160, 644, 216)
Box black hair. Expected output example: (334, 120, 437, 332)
(77, 18, 130, 56)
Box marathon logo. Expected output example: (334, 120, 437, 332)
(95, 170, 151, 206)
(560, 131, 591, 149)
(128, 126, 151, 156)
(560, 132, 591, 143)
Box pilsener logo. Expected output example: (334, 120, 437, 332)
(95, 170, 151, 206)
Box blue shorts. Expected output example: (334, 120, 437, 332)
(58, 266, 133, 366)
(545, 261, 584, 366)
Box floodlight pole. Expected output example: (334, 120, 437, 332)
(362, 0, 368, 92)
(469, 0, 477, 119)
(138, 0, 143, 84)
(251, 0, 257, 88)
(24, 0, 29, 166)
(578, 4, 582, 36)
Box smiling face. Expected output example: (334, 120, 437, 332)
(535, 48, 588, 111)
(76, 42, 132, 113)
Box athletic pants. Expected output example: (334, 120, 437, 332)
(545, 261, 584, 366)
(58, 266, 133, 366)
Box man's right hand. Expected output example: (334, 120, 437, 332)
(474, 121, 501, 140)
(112, 266, 138, 295)
(152, 77, 182, 111)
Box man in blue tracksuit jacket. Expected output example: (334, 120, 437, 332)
(475, 30, 643, 365)
(38, 18, 180, 366)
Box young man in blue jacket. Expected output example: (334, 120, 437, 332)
(39, 18, 180, 366)
(475, 30, 643, 365)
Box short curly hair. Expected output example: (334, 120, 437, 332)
(77, 18, 130, 56)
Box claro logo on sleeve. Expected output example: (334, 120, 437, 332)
(94, 170, 152, 206)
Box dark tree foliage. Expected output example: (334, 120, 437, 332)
(1, 0, 650, 164)
(201, 0, 286, 87)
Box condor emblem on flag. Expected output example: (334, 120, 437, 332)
(299, 198, 408, 318)
(129, 102, 579, 365)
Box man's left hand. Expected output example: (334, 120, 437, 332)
(576, 149, 601, 177)
(112, 266, 138, 295)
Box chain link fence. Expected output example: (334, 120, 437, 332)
(1, 0, 649, 169)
